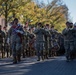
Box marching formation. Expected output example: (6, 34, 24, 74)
(1, 18, 76, 64)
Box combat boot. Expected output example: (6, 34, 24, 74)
(66, 56, 70, 62)
(37, 56, 40, 61)
(17, 54, 21, 62)
(13, 56, 17, 64)
(41, 56, 44, 61)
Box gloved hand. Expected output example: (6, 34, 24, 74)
(16, 30, 24, 34)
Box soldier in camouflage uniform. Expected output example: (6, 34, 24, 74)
(49, 25, 58, 57)
(7, 18, 24, 64)
(73, 23, 76, 49)
(50, 26, 59, 56)
(62, 22, 75, 61)
(72, 23, 76, 59)
(0, 25, 5, 58)
(23, 26, 35, 57)
(34, 22, 46, 61)
(44, 24, 51, 59)
(28, 27, 35, 56)
(57, 33, 65, 55)
(23, 26, 29, 57)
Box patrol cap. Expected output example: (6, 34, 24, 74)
(69, 22, 73, 26)
(13, 18, 18, 22)
(38, 22, 42, 25)
(66, 21, 69, 25)
(69, 22, 73, 25)
(51, 25, 54, 28)
(45, 24, 49, 26)
(37, 22, 43, 27)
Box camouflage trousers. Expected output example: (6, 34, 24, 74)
(11, 42, 22, 57)
(0, 43, 3, 50)
(0, 43, 5, 58)
(64, 41, 74, 57)
(74, 40, 76, 51)
(35, 41, 45, 57)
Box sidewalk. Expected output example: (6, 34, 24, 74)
(0, 56, 76, 75)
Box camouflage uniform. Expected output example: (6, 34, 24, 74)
(0, 29, 5, 58)
(44, 28, 51, 59)
(8, 24, 24, 63)
(49, 29, 59, 56)
(57, 33, 65, 55)
(28, 30, 35, 56)
(23, 30, 29, 57)
(73, 27, 76, 58)
(73, 26, 76, 50)
(23, 27, 35, 57)
(62, 28, 75, 61)
(34, 27, 46, 61)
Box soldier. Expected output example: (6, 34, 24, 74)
(28, 27, 35, 56)
(74, 23, 76, 49)
(72, 23, 76, 59)
(33, 22, 46, 61)
(57, 33, 65, 55)
(62, 22, 74, 62)
(0, 25, 5, 58)
(49, 25, 58, 57)
(23, 26, 29, 57)
(44, 24, 51, 59)
(7, 18, 24, 64)
(3, 26, 10, 57)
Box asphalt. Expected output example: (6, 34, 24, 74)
(0, 56, 76, 75)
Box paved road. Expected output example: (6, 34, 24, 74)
(0, 56, 76, 75)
